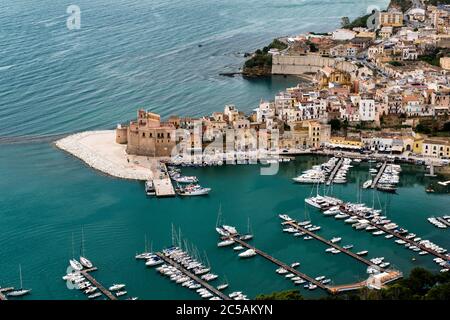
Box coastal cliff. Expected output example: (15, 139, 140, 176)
(242, 39, 288, 77)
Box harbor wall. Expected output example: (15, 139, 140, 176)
(272, 55, 358, 75)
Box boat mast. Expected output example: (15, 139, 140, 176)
(143, 234, 147, 252)
(71, 232, 75, 259)
(203, 251, 211, 269)
(216, 204, 222, 227)
(171, 223, 176, 246)
(81, 226, 85, 257)
(19, 264, 23, 289)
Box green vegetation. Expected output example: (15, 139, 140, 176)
(425, 0, 450, 5)
(419, 48, 448, 67)
(305, 40, 319, 53)
(329, 119, 342, 131)
(416, 120, 450, 136)
(255, 268, 450, 300)
(256, 290, 304, 300)
(388, 61, 404, 67)
(342, 14, 371, 29)
(243, 39, 288, 74)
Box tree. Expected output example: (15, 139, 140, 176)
(256, 290, 304, 300)
(329, 119, 342, 131)
(442, 121, 450, 132)
(341, 17, 350, 27)
(425, 283, 450, 300)
(406, 268, 435, 295)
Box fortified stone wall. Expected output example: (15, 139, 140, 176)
(272, 54, 358, 76)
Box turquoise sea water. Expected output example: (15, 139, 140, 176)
(2, 0, 449, 301)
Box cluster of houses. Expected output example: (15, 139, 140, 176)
(115, 3, 449, 161)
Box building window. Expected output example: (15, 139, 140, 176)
(142, 132, 145, 138)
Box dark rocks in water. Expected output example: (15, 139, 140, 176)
(244, 52, 251, 58)
(198, 44, 203, 47)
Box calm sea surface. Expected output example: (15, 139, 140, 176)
(3, 0, 449, 300)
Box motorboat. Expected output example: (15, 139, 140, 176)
(276, 267, 288, 274)
(146, 256, 164, 267)
(177, 184, 211, 196)
(233, 245, 244, 251)
(217, 283, 229, 291)
(278, 214, 293, 221)
(88, 292, 102, 299)
(330, 237, 341, 243)
(238, 249, 256, 258)
(291, 262, 300, 268)
(217, 239, 235, 247)
(109, 284, 126, 291)
(145, 180, 156, 196)
(173, 175, 198, 184)
(356, 250, 368, 256)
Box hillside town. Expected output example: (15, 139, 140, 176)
(115, 2, 450, 167)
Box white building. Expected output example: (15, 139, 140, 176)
(359, 99, 376, 121)
(332, 29, 356, 41)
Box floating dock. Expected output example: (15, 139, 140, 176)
(155, 252, 231, 300)
(80, 268, 117, 300)
(370, 161, 387, 189)
(0, 287, 14, 301)
(229, 236, 328, 291)
(326, 158, 344, 185)
(338, 207, 449, 260)
(283, 220, 386, 271)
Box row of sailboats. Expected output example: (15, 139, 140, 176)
(69, 228, 93, 272)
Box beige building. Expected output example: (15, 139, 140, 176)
(117, 110, 176, 157)
(441, 57, 450, 70)
(422, 138, 450, 158)
(380, 10, 404, 27)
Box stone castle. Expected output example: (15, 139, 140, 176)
(116, 110, 176, 157)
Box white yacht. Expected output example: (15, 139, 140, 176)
(330, 237, 341, 243)
(217, 239, 235, 247)
(70, 259, 83, 271)
(362, 180, 372, 189)
(109, 284, 126, 291)
(238, 249, 256, 258)
(88, 292, 102, 299)
(80, 257, 93, 269)
(278, 214, 293, 221)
